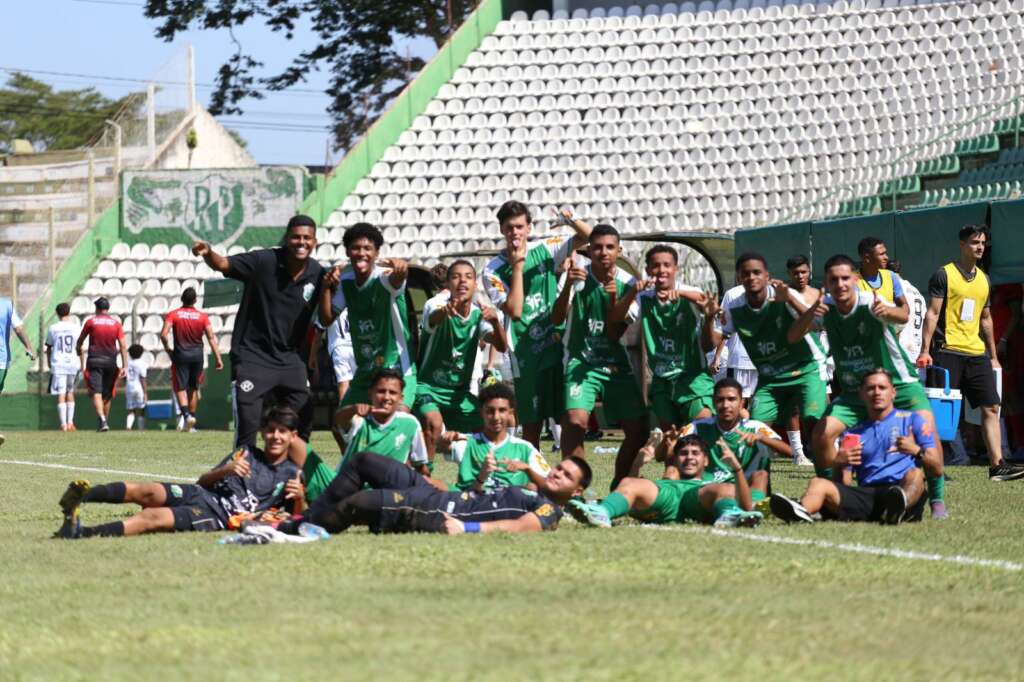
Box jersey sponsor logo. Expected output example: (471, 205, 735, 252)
(535, 503, 554, 517)
(659, 338, 676, 353)
(302, 282, 315, 302)
(393, 492, 404, 503)
(528, 321, 549, 340)
(357, 320, 375, 334)
(842, 345, 866, 358)
(756, 340, 777, 356)
(524, 292, 544, 313)
(169, 484, 183, 498)
(569, 383, 583, 398)
(394, 434, 407, 448)
(273, 482, 285, 497)
(238, 380, 254, 393)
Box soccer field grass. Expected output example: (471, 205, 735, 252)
(2, 430, 1023, 680)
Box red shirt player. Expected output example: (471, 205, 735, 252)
(160, 286, 224, 431)
(76, 297, 127, 432)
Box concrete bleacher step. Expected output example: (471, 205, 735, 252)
(0, 193, 99, 211)
(0, 223, 91, 243)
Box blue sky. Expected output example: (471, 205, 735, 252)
(4, 0, 434, 166)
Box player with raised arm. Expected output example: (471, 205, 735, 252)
(770, 369, 935, 525)
(76, 297, 127, 433)
(55, 407, 304, 539)
(160, 286, 223, 431)
(701, 253, 828, 473)
(790, 254, 948, 518)
(45, 302, 81, 431)
(319, 223, 416, 408)
(193, 214, 326, 448)
(568, 433, 762, 528)
(334, 368, 429, 474)
(437, 381, 551, 493)
(482, 201, 592, 448)
(415, 260, 508, 464)
(554, 224, 649, 489)
(279, 449, 591, 536)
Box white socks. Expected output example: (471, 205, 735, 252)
(58, 402, 76, 428)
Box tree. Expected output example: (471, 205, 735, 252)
(0, 73, 136, 153)
(143, 0, 474, 152)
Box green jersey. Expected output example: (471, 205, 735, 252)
(483, 237, 575, 375)
(823, 290, 919, 394)
(329, 266, 413, 380)
(452, 432, 551, 492)
(721, 292, 826, 382)
(564, 266, 638, 370)
(418, 292, 493, 391)
(680, 417, 779, 482)
(639, 287, 707, 379)
(339, 412, 427, 469)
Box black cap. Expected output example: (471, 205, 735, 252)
(94, 297, 110, 311)
(287, 214, 317, 231)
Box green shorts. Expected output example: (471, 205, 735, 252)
(564, 360, 646, 424)
(301, 450, 337, 504)
(629, 479, 711, 525)
(649, 372, 715, 426)
(749, 371, 828, 423)
(340, 371, 417, 409)
(413, 383, 482, 433)
(824, 383, 932, 428)
(513, 363, 564, 425)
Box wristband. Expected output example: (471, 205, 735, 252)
(463, 522, 481, 533)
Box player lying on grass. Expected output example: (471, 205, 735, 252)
(675, 377, 791, 504)
(415, 260, 508, 464)
(277, 449, 591, 535)
(437, 381, 551, 493)
(790, 254, 947, 518)
(55, 407, 304, 539)
(333, 368, 429, 474)
(568, 434, 763, 528)
(770, 368, 937, 525)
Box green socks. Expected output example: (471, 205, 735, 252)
(751, 489, 766, 504)
(599, 492, 631, 520)
(712, 497, 740, 520)
(927, 475, 945, 504)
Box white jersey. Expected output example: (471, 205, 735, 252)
(899, 279, 927, 362)
(46, 319, 82, 373)
(126, 358, 148, 395)
(326, 308, 351, 355)
(719, 285, 756, 370)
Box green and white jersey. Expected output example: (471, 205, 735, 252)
(483, 237, 575, 376)
(329, 265, 413, 380)
(563, 266, 638, 370)
(450, 432, 551, 492)
(418, 292, 493, 390)
(680, 417, 780, 482)
(339, 412, 427, 469)
(639, 287, 706, 380)
(720, 290, 826, 382)
(823, 290, 919, 395)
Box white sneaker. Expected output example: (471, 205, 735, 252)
(793, 452, 813, 467)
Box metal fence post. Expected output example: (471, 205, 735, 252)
(87, 150, 95, 229)
(48, 207, 56, 281)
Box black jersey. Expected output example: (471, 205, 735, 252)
(206, 447, 300, 518)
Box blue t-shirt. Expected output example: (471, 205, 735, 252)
(864, 271, 905, 301)
(844, 409, 935, 486)
(0, 297, 24, 370)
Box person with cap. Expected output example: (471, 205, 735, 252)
(75, 297, 127, 432)
(192, 214, 327, 448)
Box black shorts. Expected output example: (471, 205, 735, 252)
(172, 359, 204, 392)
(828, 482, 926, 523)
(161, 482, 227, 532)
(931, 351, 1000, 409)
(85, 364, 117, 400)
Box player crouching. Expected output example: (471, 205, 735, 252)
(770, 368, 936, 525)
(568, 434, 763, 529)
(54, 407, 304, 539)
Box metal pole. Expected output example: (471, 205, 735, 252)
(106, 119, 122, 182)
(187, 44, 196, 114)
(48, 207, 56, 280)
(87, 150, 95, 228)
(147, 82, 157, 162)
(9, 261, 17, 314)
(38, 295, 49, 384)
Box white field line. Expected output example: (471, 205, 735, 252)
(0, 459, 196, 482)
(638, 524, 1024, 572)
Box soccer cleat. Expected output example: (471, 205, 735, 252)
(98, 421, 109, 433)
(68, 424, 77, 432)
(989, 462, 1024, 481)
(297, 522, 330, 540)
(930, 501, 949, 520)
(880, 486, 908, 525)
(566, 499, 612, 528)
(186, 415, 197, 432)
(56, 480, 90, 539)
(769, 493, 814, 524)
(714, 510, 763, 528)
(54, 515, 82, 539)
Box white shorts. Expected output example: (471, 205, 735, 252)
(331, 345, 356, 384)
(126, 390, 146, 410)
(728, 368, 759, 398)
(50, 372, 79, 395)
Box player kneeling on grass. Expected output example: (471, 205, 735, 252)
(568, 434, 762, 529)
(438, 381, 551, 493)
(770, 368, 937, 525)
(279, 450, 591, 536)
(55, 407, 304, 539)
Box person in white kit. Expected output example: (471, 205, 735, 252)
(45, 302, 82, 432)
(124, 344, 149, 431)
(327, 309, 355, 402)
(718, 283, 759, 402)
(889, 260, 927, 362)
